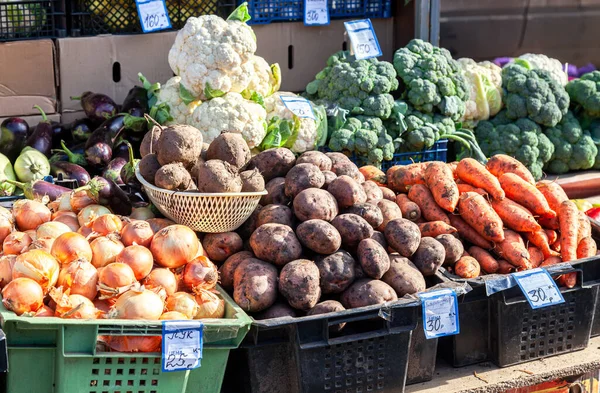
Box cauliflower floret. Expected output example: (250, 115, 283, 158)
(155, 77, 201, 125)
(243, 56, 281, 99)
(517, 53, 568, 86)
(190, 92, 267, 148)
(458, 58, 503, 124)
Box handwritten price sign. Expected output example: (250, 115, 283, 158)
(513, 268, 565, 309)
(162, 321, 203, 372)
(304, 0, 329, 25)
(344, 19, 382, 60)
(418, 289, 460, 339)
(135, 0, 171, 33)
(280, 96, 316, 120)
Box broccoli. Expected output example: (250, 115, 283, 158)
(585, 119, 600, 169)
(393, 39, 469, 121)
(543, 111, 598, 174)
(501, 60, 570, 127)
(566, 71, 600, 117)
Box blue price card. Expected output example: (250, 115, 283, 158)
(280, 95, 316, 120)
(304, 0, 329, 26)
(512, 268, 565, 309)
(418, 289, 460, 339)
(161, 321, 203, 372)
(343, 19, 382, 60)
(135, 0, 171, 33)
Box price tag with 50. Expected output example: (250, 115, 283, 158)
(344, 19, 382, 60)
(162, 321, 203, 372)
(304, 0, 329, 26)
(513, 268, 565, 309)
(135, 0, 171, 33)
(418, 289, 460, 339)
(280, 96, 316, 120)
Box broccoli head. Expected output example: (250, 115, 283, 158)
(566, 71, 600, 117)
(389, 104, 456, 152)
(586, 119, 600, 169)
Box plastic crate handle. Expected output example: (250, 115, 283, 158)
(501, 268, 584, 306)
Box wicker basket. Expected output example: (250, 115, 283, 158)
(135, 167, 266, 233)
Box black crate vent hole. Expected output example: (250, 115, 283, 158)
(89, 357, 160, 393)
(0, 0, 62, 41)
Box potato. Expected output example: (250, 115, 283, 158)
(363, 181, 383, 201)
(240, 169, 265, 192)
(254, 302, 298, 320)
(307, 300, 346, 332)
(296, 219, 341, 255)
(411, 237, 445, 276)
(325, 152, 351, 166)
(261, 177, 290, 206)
(332, 214, 374, 249)
(315, 251, 356, 293)
(340, 279, 398, 309)
(257, 204, 293, 227)
(436, 234, 464, 266)
(249, 224, 302, 266)
(138, 154, 161, 184)
(384, 219, 420, 257)
(327, 175, 367, 208)
(379, 187, 396, 201)
(322, 171, 337, 189)
(357, 238, 390, 279)
(279, 259, 321, 310)
(206, 132, 251, 170)
(154, 162, 195, 191)
(371, 231, 387, 249)
(140, 126, 161, 157)
(331, 159, 362, 182)
(296, 151, 332, 171)
(382, 254, 426, 297)
(202, 232, 243, 262)
(376, 199, 403, 231)
(343, 202, 383, 229)
(293, 189, 338, 222)
(247, 148, 296, 181)
(196, 160, 243, 193)
(236, 205, 262, 240)
(219, 250, 254, 291)
(284, 163, 325, 198)
(200, 143, 209, 160)
(233, 259, 278, 312)
(156, 124, 203, 168)
(354, 262, 367, 280)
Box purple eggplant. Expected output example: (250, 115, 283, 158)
(112, 141, 130, 161)
(26, 106, 53, 157)
(70, 118, 94, 142)
(121, 86, 149, 115)
(84, 118, 125, 168)
(76, 176, 132, 215)
(52, 140, 87, 166)
(120, 141, 140, 187)
(51, 161, 91, 186)
(6, 179, 71, 201)
(0, 117, 29, 161)
(102, 157, 127, 185)
(51, 122, 72, 149)
(73, 92, 118, 123)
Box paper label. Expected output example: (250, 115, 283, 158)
(135, 0, 171, 33)
(513, 268, 565, 309)
(418, 289, 460, 339)
(280, 96, 316, 120)
(161, 321, 203, 372)
(344, 19, 382, 60)
(304, 0, 329, 25)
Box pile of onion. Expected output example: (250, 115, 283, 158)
(143, 268, 178, 297)
(57, 260, 98, 300)
(90, 236, 124, 268)
(165, 292, 200, 319)
(51, 232, 93, 264)
(97, 263, 136, 299)
(91, 214, 123, 236)
(121, 221, 154, 247)
(183, 256, 218, 291)
(0, 255, 16, 288)
(195, 289, 225, 319)
(108, 288, 164, 320)
(116, 245, 153, 280)
(12, 200, 51, 231)
(12, 250, 60, 293)
(3, 232, 32, 255)
(150, 225, 200, 268)
(2, 277, 44, 315)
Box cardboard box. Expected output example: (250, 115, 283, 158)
(0, 40, 57, 118)
(57, 32, 177, 115)
(0, 113, 61, 128)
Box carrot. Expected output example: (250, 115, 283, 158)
(418, 221, 457, 238)
(491, 198, 541, 233)
(462, 249, 471, 257)
(544, 229, 558, 245)
(486, 154, 536, 185)
(528, 246, 544, 268)
(424, 161, 460, 212)
(454, 256, 481, 278)
(468, 246, 499, 274)
(497, 259, 516, 274)
(498, 173, 555, 218)
(538, 216, 559, 230)
(578, 211, 592, 242)
(387, 163, 426, 192)
(448, 214, 493, 249)
(456, 158, 505, 200)
(407, 184, 450, 225)
(524, 229, 560, 259)
(457, 192, 505, 243)
(577, 237, 598, 259)
(457, 183, 488, 196)
(396, 194, 421, 222)
(494, 229, 532, 269)
(447, 162, 459, 179)
(558, 200, 579, 262)
(558, 273, 577, 289)
(359, 166, 386, 186)
(536, 180, 568, 213)
(552, 240, 561, 252)
(541, 256, 562, 267)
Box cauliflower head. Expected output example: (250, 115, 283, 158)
(566, 71, 600, 117)
(517, 54, 568, 86)
(458, 58, 503, 124)
(243, 56, 281, 99)
(155, 77, 201, 125)
(190, 92, 267, 148)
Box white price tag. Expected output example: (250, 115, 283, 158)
(513, 268, 565, 309)
(344, 19, 382, 60)
(418, 289, 460, 339)
(304, 0, 329, 26)
(135, 0, 171, 33)
(280, 96, 315, 120)
(162, 321, 203, 372)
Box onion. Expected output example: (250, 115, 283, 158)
(34, 305, 55, 317)
(91, 214, 123, 236)
(93, 298, 111, 315)
(53, 214, 80, 232)
(183, 256, 218, 291)
(165, 292, 200, 319)
(101, 335, 162, 352)
(24, 229, 37, 241)
(108, 289, 164, 319)
(0, 206, 13, 221)
(130, 207, 155, 221)
(3, 231, 32, 255)
(70, 190, 94, 213)
(57, 260, 98, 300)
(150, 225, 199, 268)
(90, 236, 124, 268)
(12, 200, 51, 231)
(147, 218, 175, 233)
(57, 192, 73, 212)
(36, 221, 71, 240)
(28, 237, 55, 253)
(57, 294, 98, 319)
(0, 255, 17, 288)
(121, 221, 154, 247)
(2, 277, 44, 315)
(0, 215, 14, 245)
(143, 268, 178, 296)
(97, 262, 137, 299)
(160, 311, 189, 320)
(12, 250, 59, 293)
(52, 232, 93, 264)
(77, 204, 110, 227)
(116, 245, 154, 280)
(53, 210, 76, 220)
(194, 289, 225, 319)
(77, 225, 93, 239)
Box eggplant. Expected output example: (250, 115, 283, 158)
(102, 157, 127, 185)
(6, 179, 71, 201)
(73, 92, 118, 123)
(120, 141, 140, 187)
(49, 152, 68, 164)
(112, 141, 130, 161)
(51, 122, 71, 149)
(51, 161, 91, 186)
(51, 140, 87, 167)
(70, 118, 94, 142)
(0, 117, 29, 161)
(76, 176, 132, 215)
(84, 117, 125, 168)
(26, 106, 53, 157)
(121, 86, 149, 115)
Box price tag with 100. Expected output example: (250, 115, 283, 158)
(280, 96, 316, 120)
(162, 321, 203, 372)
(418, 289, 460, 339)
(304, 0, 329, 25)
(135, 0, 171, 33)
(512, 268, 565, 309)
(344, 19, 382, 60)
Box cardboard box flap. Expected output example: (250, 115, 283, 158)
(0, 40, 56, 97)
(0, 97, 56, 118)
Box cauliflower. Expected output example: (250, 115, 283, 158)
(458, 58, 503, 125)
(243, 56, 281, 99)
(190, 92, 267, 148)
(517, 53, 568, 86)
(154, 77, 201, 125)
(168, 4, 257, 100)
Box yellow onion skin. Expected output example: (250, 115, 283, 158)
(90, 236, 124, 268)
(0, 255, 17, 288)
(34, 305, 55, 317)
(57, 261, 98, 300)
(3, 231, 32, 255)
(77, 204, 110, 226)
(194, 289, 225, 319)
(12, 200, 51, 231)
(101, 335, 162, 352)
(36, 221, 71, 240)
(56, 294, 98, 319)
(27, 237, 55, 253)
(183, 256, 218, 291)
(53, 214, 79, 232)
(0, 214, 13, 245)
(116, 245, 154, 280)
(108, 289, 164, 320)
(143, 268, 178, 297)
(71, 191, 95, 214)
(2, 277, 44, 316)
(146, 218, 175, 233)
(91, 214, 123, 236)
(150, 225, 199, 268)
(160, 311, 189, 320)
(52, 232, 93, 265)
(12, 250, 60, 293)
(121, 221, 154, 247)
(165, 292, 200, 319)
(97, 263, 137, 299)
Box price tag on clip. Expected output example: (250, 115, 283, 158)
(513, 268, 565, 309)
(280, 96, 316, 120)
(162, 321, 203, 372)
(344, 19, 382, 60)
(418, 289, 460, 339)
(136, 0, 171, 33)
(304, 0, 329, 26)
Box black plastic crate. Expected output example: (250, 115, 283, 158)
(405, 317, 437, 385)
(0, 0, 65, 41)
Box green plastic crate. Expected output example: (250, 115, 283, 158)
(0, 286, 251, 393)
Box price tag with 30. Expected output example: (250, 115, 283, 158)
(344, 19, 382, 60)
(304, 0, 329, 26)
(280, 96, 316, 120)
(162, 321, 203, 372)
(418, 289, 460, 339)
(513, 268, 565, 309)
(135, 0, 171, 33)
